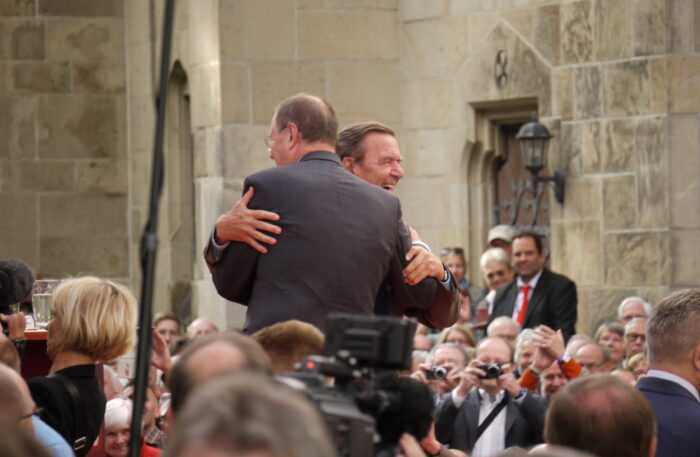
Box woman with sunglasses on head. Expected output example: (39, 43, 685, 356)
(28, 277, 137, 457)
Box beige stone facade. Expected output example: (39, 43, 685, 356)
(1, 0, 698, 333)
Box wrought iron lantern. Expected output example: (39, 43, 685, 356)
(516, 113, 565, 204)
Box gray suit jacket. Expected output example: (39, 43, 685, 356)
(209, 151, 452, 333)
(435, 390, 547, 454)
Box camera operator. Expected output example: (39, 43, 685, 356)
(411, 343, 469, 403)
(435, 337, 547, 456)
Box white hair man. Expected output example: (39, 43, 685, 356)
(617, 297, 653, 325)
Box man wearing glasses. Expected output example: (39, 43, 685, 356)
(204, 94, 457, 333)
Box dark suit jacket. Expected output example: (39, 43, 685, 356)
(208, 151, 453, 333)
(435, 390, 547, 453)
(488, 268, 577, 342)
(638, 375, 700, 457)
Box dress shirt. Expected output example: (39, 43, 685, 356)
(512, 269, 544, 321)
(471, 389, 507, 457)
(646, 369, 700, 403)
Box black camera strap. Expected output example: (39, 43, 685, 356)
(474, 394, 509, 442)
(48, 373, 87, 452)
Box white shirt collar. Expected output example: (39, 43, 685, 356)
(477, 388, 505, 405)
(517, 268, 544, 289)
(646, 369, 700, 403)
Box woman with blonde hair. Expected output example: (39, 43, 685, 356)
(28, 276, 137, 457)
(436, 323, 477, 349)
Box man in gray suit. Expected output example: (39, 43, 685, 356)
(204, 94, 452, 333)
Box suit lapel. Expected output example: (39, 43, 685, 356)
(464, 391, 481, 446)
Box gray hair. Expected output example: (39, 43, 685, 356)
(479, 247, 512, 272)
(104, 397, 131, 431)
(617, 296, 653, 320)
(514, 328, 536, 364)
(594, 322, 624, 342)
(165, 374, 336, 457)
(647, 289, 700, 366)
(428, 343, 469, 366)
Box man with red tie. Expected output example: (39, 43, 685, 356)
(488, 231, 577, 342)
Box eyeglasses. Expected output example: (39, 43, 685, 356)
(486, 270, 507, 279)
(264, 126, 287, 152)
(440, 247, 464, 256)
(625, 333, 646, 342)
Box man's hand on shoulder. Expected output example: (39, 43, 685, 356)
(403, 246, 445, 285)
(215, 187, 282, 254)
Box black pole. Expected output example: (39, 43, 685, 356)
(128, 0, 176, 456)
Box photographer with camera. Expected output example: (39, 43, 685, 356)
(412, 343, 470, 403)
(435, 337, 547, 456)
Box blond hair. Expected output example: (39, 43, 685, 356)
(52, 277, 137, 361)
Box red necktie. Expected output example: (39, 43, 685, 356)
(517, 285, 530, 325)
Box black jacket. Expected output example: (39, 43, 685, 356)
(28, 364, 105, 457)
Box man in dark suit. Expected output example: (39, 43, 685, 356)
(435, 337, 547, 455)
(637, 289, 700, 457)
(488, 231, 577, 342)
(204, 94, 450, 333)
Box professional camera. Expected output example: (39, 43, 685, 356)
(478, 363, 503, 379)
(426, 366, 447, 380)
(285, 314, 433, 457)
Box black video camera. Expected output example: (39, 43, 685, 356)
(478, 363, 503, 379)
(286, 313, 427, 457)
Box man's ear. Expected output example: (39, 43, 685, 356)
(341, 156, 354, 172)
(691, 343, 700, 372)
(286, 122, 300, 146)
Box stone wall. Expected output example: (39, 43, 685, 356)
(397, 0, 700, 334)
(0, 0, 128, 281)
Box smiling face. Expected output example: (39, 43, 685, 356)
(483, 260, 514, 291)
(104, 425, 130, 457)
(512, 236, 546, 282)
(344, 132, 404, 192)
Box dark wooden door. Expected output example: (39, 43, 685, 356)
(493, 124, 551, 241)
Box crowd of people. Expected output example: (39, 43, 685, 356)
(1, 93, 699, 457)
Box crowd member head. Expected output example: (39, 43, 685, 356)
(637, 289, 700, 457)
(251, 320, 324, 375)
(480, 247, 515, 292)
(268, 93, 338, 166)
(0, 364, 36, 435)
(545, 375, 656, 457)
(514, 329, 536, 375)
(511, 232, 546, 282)
(595, 322, 625, 366)
(487, 225, 517, 257)
(611, 368, 637, 385)
(154, 312, 182, 346)
(540, 360, 568, 399)
(47, 276, 137, 363)
(103, 396, 162, 457)
(167, 331, 273, 415)
(424, 343, 470, 395)
(574, 343, 611, 374)
(627, 352, 649, 380)
(617, 296, 652, 325)
(564, 334, 594, 357)
(624, 317, 647, 360)
(165, 373, 336, 457)
(0, 417, 50, 457)
(186, 317, 219, 339)
(440, 247, 468, 285)
(437, 324, 477, 349)
(337, 121, 403, 193)
(413, 334, 432, 351)
(471, 337, 513, 396)
(487, 316, 521, 346)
